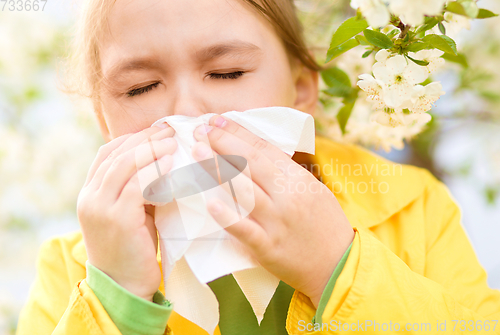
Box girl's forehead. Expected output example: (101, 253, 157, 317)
(100, 0, 275, 55)
(99, 0, 284, 82)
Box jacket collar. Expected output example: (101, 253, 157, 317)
(310, 135, 426, 229)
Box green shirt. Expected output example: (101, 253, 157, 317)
(86, 242, 352, 335)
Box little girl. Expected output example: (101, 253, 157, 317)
(16, 0, 500, 334)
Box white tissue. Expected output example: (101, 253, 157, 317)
(149, 107, 315, 335)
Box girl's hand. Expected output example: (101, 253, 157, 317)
(192, 115, 355, 309)
(77, 125, 177, 301)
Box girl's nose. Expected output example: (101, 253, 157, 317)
(170, 80, 207, 118)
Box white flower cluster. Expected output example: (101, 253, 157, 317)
(357, 49, 445, 128)
(434, 12, 472, 38)
(316, 46, 448, 152)
(316, 96, 425, 152)
(351, 0, 448, 27)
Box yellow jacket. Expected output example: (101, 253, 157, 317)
(16, 135, 500, 334)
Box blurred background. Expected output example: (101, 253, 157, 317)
(0, 0, 499, 333)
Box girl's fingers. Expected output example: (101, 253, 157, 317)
(191, 141, 255, 189)
(118, 154, 174, 205)
(100, 138, 177, 200)
(207, 199, 269, 256)
(205, 115, 290, 163)
(193, 123, 285, 198)
(144, 206, 159, 254)
(191, 141, 274, 224)
(83, 133, 132, 188)
(147, 126, 175, 142)
(88, 126, 173, 191)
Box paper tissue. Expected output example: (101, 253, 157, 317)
(141, 107, 315, 335)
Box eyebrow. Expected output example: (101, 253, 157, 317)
(195, 40, 263, 62)
(104, 56, 163, 83)
(103, 40, 262, 83)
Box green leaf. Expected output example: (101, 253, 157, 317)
(362, 50, 373, 58)
(479, 90, 500, 102)
(321, 67, 352, 97)
(422, 34, 457, 55)
(326, 39, 360, 61)
(477, 8, 499, 19)
(415, 17, 440, 34)
(337, 101, 355, 134)
(458, 0, 479, 18)
(387, 29, 400, 39)
(326, 17, 369, 63)
(24, 86, 43, 102)
(336, 89, 359, 134)
(356, 9, 364, 20)
(355, 35, 369, 45)
(440, 35, 458, 55)
(406, 42, 430, 52)
(447, 0, 479, 18)
(438, 22, 446, 35)
(485, 188, 498, 205)
(446, 2, 467, 16)
(322, 67, 351, 88)
(441, 52, 468, 67)
(363, 29, 395, 49)
(407, 55, 429, 66)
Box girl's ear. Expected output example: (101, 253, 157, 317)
(293, 64, 319, 117)
(93, 101, 113, 143)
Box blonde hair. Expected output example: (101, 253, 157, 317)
(64, 0, 320, 111)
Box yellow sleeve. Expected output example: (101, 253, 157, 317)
(16, 234, 121, 335)
(286, 176, 500, 334)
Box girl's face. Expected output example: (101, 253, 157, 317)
(96, 0, 318, 140)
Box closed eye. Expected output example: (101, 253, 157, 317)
(126, 82, 160, 97)
(125, 71, 244, 97)
(208, 71, 245, 80)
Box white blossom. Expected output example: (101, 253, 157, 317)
(372, 54, 429, 108)
(337, 47, 375, 84)
(374, 49, 393, 66)
(357, 74, 387, 109)
(441, 12, 472, 38)
(351, 0, 391, 28)
(371, 109, 432, 128)
(408, 49, 445, 73)
(401, 111, 432, 127)
(409, 82, 445, 113)
(387, 0, 447, 26)
(371, 110, 406, 127)
(372, 126, 406, 151)
(316, 95, 433, 152)
(355, 49, 440, 140)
